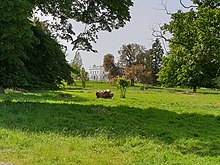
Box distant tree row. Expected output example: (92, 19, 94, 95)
(103, 38, 164, 86)
(103, 0, 220, 92)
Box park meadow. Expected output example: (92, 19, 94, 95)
(0, 81, 220, 165)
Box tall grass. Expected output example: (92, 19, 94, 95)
(0, 81, 219, 164)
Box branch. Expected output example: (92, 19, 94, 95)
(161, 0, 172, 15)
(151, 27, 191, 51)
(153, 0, 171, 15)
(179, 0, 198, 9)
(161, 37, 168, 54)
(155, 0, 198, 15)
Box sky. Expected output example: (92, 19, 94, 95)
(62, 0, 192, 71)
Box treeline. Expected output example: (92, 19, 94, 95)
(1, 0, 219, 92)
(103, 39, 164, 86)
(104, 1, 220, 93)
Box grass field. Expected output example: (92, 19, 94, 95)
(0, 81, 220, 165)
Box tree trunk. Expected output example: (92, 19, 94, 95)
(193, 86, 197, 93)
(82, 81, 86, 89)
(130, 79, 134, 86)
(152, 75, 157, 86)
(0, 86, 5, 94)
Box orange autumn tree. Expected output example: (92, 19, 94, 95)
(125, 64, 152, 84)
(103, 54, 121, 80)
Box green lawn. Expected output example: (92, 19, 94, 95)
(0, 81, 220, 164)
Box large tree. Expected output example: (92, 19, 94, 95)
(0, 12, 73, 89)
(150, 38, 164, 86)
(70, 51, 83, 81)
(158, 1, 220, 92)
(25, 21, 74, 88)
(119, 44, 147, 67)
(125, 64, 152, 84)
(103, 54, 115, 72)
(103, 54, 121, 80)
(0, 0, 133, 89)
(72, 51, 83, 68)
(119, 44, 151, 85)
(70, 52, 89, 88)
(80, 67, 89, 89)
(0, 1, 33, 88)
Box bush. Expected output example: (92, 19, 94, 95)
(214, 77, 220, 89)
(117, 77, 130, 98)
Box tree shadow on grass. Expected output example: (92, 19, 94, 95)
(0, 101, 220, 157)
(1, 92, 89, 103)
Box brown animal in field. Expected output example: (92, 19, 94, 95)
(96, 89, 114, 99)
(58, 93, 72, 98)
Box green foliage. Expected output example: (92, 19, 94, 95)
(0, 0, 33, 87)
(1, 19, 73, 89)
(118, 41, 164, 86)
(119, 43, 151, 85)
(150, 38, 164, 86)
(72, 51, 83, 68)
(0, 0, 133, 88)
(117, 77, 130, 98)
(24, 25, 73, 89)
(192, 0, 220, 8)
(80, 67, 89, 88)
(159, 5, 220, 92)
(119, 44, 147, 67)
(70, 52, 88, 88)
(70, 51, 83, 80)
(30, 0, 133, 51)
(214, 76, 220, 89)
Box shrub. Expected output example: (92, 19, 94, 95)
(117, 77, 130, 98)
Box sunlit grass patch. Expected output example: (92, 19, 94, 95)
(0, 82, 220, 164)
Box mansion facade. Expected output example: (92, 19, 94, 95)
(89, 65, 107, 81)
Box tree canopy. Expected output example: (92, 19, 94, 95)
(31, 0, 133, 51)
(119, 44, 147, 67)
(192, 0, 220, 8)
(0, 1, 33, 87)
(28, 24, 74, 87)
(103, 54, 121, 80)
(158, 2, 220, 92)
(70, 51, 83, 80)
(0, 0, 133, 88)
(150, 38, 164, 85)
(119, 43, 152, 85)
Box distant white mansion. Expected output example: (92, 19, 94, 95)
(89, 65, 107, 81)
